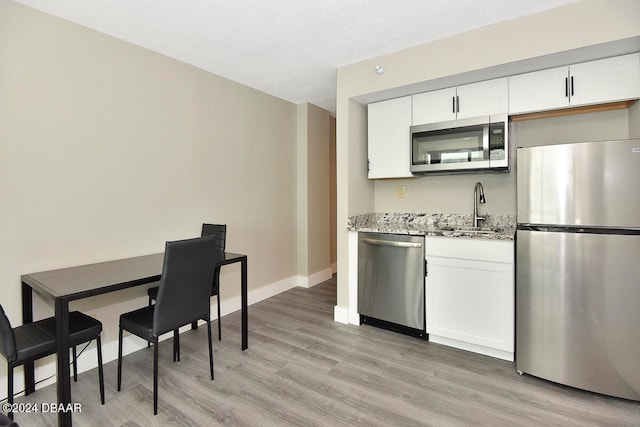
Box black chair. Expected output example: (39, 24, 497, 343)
(0, 305, 104, 420)
(0, 413, 18, 427)
(117, 235, 221, 415)
(147, 223, 226, 340)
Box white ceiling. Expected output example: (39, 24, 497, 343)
(14, 0, 577, 114)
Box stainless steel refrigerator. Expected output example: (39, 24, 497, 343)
(516, 138, 640, 401)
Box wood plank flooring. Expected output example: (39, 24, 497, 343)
(10, 275, 640, 426)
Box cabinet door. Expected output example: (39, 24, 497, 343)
(367, 96, 413, 179)
(456, 78, 508, 119)
(509, 66, 570, 114)
(426, 256, 514, 352)
(569, 53, 640, 107)
(412, 87, 457, 125)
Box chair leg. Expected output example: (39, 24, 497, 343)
(217, 293, 222, 341)
(97, 336, 105, 405)
(207, 319, 214, 380)
(117, 327, 123, 391)
(8, 365, 14, 420)
(153, 338, 158, 415)
(172, 329, 180, 363)
(72, 345, 78, 382)
(148, 296, 153, 348)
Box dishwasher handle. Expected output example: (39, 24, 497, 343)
(362, 238, 423, 248)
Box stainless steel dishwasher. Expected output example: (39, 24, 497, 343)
(358, 232, 426, 338)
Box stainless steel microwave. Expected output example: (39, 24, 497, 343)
(410, 114, 509, 174)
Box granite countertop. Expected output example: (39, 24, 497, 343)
(348, 213, 516, 241)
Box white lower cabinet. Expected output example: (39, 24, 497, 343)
(425, 237, 514, 361)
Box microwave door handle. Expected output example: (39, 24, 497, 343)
(482, 124, 490, 159)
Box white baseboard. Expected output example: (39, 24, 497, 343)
(0, 274, 306, 401)
(333, 305, 349, 324)
(0, 334, 166, 401)
(214, 275, 299, 317)
(297, 268, 332, 288)
(428, 335, 515, 362)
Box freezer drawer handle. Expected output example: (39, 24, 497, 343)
(362, 238, 423, 248)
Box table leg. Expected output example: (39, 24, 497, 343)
(241, 256, 248, 350)
(21, 282, 35, 395)
(55, 298, 72, 427)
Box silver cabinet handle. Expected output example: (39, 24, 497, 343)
(482, 123, 490, 159)
(571, 76, 574, 96)
(362, 238, 423, 248)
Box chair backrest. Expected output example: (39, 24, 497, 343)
(153, 235, 222, 336)
(201, 223, 226, 295)
(201, 223, 226, 253)
(0, 305, 17, 363)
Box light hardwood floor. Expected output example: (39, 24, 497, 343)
(9, 276, 640, 426)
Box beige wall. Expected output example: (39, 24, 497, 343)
(335, 99, 373, 308)
(329, 116, 337, 269)
(296, 103, 332, 281)
(335, 0, 640, 316)
(339, 0, 640, 101)
(630, 101, 640, 137)
(0, 0, 306, 390)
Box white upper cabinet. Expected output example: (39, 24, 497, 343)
(367, 96, 413, 179)
(456, 78, 509, 119)
(508, 67, 569, 114)
(412, 87, 457, 124)
(509, 53, 640, 115)
(569, 53, 640, 106)
(412, 78, 508, 125)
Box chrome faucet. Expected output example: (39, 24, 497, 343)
(473, 182, 486, 228)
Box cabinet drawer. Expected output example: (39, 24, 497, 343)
(425, 236, 513, 263)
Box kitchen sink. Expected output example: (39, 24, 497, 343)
(439, 226, 505, 234)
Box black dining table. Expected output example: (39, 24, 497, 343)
(21, 251, 248, 427)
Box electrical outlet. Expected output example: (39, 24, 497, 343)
(396, 185, 406, 199)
